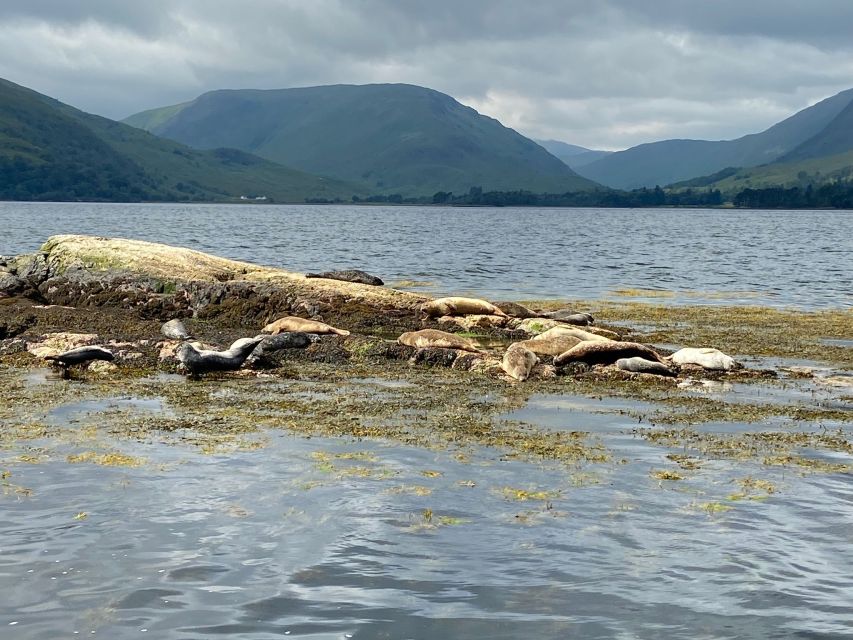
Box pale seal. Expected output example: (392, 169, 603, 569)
(514, 336, 582, 358)
(540, 310, 594, 325)
(262, 316, 350, 336)
(616, 357, 676, 377)
(554, 341, 664, 367)
(421, 297, 508, 318)
(670, 347, 737, 371)
(533, 326, 612, 343)
(398, 329, 481, 352)
(177, 336, 264, 376)
(305, 270, 384, 286)
(161, 319, 192, 340)
(501, 343, 538, 381)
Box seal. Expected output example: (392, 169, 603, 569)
(262, 316, 350, 336)
(177, 336, 264, 376)
(533, 326, 612, 343)
(305, 269, 384, 286)
(501, 343, 538, 381)
(44, 345, 114, 370)
(554, 341, 664, 367)
(540, 310, 594, 325)
(245, 332, 314, 368)
(161, 319, 192, 340)
(670, 347, 737, 371)
(421, 297, 508, 318)
(398, 329, 481, 352)
(514, 335, 582, 358)
(492, 301, 539, 318)
(616, 357, 676, 377)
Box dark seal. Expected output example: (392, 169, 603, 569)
(177, 337, 264, 376)
(305, 270, 384, 286)
(45, 346, 115, 376)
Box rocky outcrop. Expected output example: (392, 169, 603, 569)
(1, 235, 428, 331)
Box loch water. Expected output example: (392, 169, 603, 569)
(1, 202, 851, 308)
(1, 202, 852, 639)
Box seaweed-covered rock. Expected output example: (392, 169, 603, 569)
(412, 347, 459, 367)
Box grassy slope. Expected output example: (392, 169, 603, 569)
(677, 149, 853, 193)
(577, 88, 853, 189)
(0, 78, 362, 202)
(125, 84, 600, 196)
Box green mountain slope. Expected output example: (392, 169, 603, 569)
(124, 84, 600, 196)
(534, 139, 613, 169)
(576, 88, 853, 189)
(780, 99, 853, 163)
(0, 78, 362, 202)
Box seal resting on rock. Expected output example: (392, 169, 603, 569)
(177, 336, 264, 376)
(554, 341, 664, 367)
(616, 357, 676, 377)
(398, 329, 481, 352)
(421, 297, 508, 318)
(161, 319, 192, 340)
(514, 336, 582, 358)
(670, 347, 737, 371)
(263, 316, 350, 336)
(533, 326, 612, 343)
(539, 310, 594, 325)
(501, 343, 538, 381)
(305, 269, 384, 286)
(492, 301, 539, 318)
(45, 346, 115, 372)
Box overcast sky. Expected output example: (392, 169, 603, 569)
(1, 0, 852, 150)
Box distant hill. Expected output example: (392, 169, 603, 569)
(576, 88, 853, 189)
(779, 98, 853, 163)
(0, 78, 362, 202)
(124, 84, 600, 196)
(534, 139, 613, 169)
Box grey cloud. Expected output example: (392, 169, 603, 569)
(1, 0, 851, 150)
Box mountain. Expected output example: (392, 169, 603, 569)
(0, 77, 362, 202)
(124, 84, 600, 196)
(779, 98, 853, 163)
(575, 88, 853, 189)
(535, 139, 613, 169)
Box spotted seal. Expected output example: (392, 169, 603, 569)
(421, 297, 508, 318)
(262, 316, 350, 336)
(539, 310, 594, 325)
(501, 343, 539, 381)
(398, 329, 481, 352)
(161, 319, 192, 340)
(177, 336, 265, 376)
(670, 347, 737, 371)
(616, 357, 676, 377)
(554, 341, 664, 367)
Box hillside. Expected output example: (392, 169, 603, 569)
(535, 139, 613, 169)
(124, 84, 600, 196)
(0, 78, 362, 202)
(780, 99, 853, 163)
(576, 88, 853, 189)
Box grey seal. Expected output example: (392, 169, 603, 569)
(45, 345, 115, 376)
(539, 310, 594, 325)
(177, 336, 264, 376)
(616, 357, 676, 377)
(305, 270, 384, 286)
(245, 332, 314, 368)
(554, 341, 665, 367)
(161, 319, 192, 340)
(501, 343, 538, 381)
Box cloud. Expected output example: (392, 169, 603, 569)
(1, 0, 851, 150)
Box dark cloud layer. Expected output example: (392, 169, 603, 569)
(1, 0, 851, 149)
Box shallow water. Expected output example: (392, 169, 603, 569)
(2, 371, 853, 639)
(2, 202, 851, 308)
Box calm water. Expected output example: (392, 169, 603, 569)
(1, 202, 851, 308)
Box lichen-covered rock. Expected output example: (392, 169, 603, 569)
(436, 314, 508, 331)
